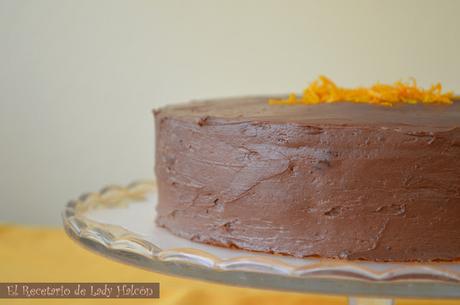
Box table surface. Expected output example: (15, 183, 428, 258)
(1, 224, 460, 305)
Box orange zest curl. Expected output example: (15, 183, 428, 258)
(269, 76, 454, 107)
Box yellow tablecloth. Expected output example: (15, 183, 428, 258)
(0, 225, 458, 305)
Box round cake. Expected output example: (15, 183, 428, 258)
(153, 97, 460, 261)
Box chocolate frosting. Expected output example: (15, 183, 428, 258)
(154, 97, 460, 261)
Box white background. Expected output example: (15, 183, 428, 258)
(1, 0, 459, 225)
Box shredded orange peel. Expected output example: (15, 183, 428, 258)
(269, 76, 455, 107)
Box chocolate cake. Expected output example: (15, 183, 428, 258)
(153, 97, 460, 261)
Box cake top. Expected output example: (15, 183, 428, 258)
(158, 96, 460, 132)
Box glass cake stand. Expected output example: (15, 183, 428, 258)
(62, 181, 460, 305)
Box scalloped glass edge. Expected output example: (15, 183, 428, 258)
(62, 180, 460, 285)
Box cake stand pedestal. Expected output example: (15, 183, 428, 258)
(348, 297, 393, 305)
(63, 181, 460, 304)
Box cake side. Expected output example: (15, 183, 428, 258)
(154, 97, 460, 261)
